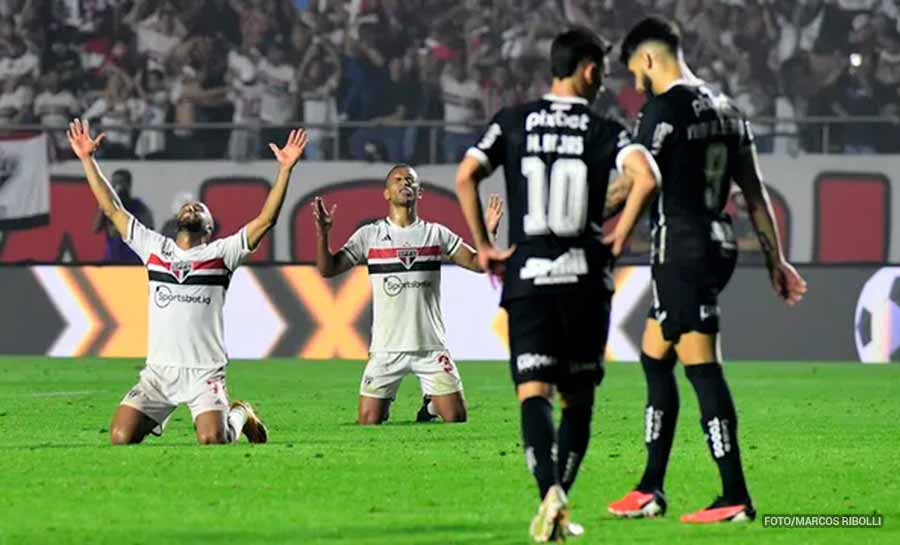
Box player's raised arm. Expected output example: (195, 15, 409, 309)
(451, 194, 504, 272)
(244, 129, 309, 251)
(603, 147, 660, 257)
(733, 139, 807, 306)
(313, 197, 355, 277)
(68, 119, 130, 238)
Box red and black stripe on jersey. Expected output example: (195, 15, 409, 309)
(146, 254, 232, 287)
(366, 245, 442, 275)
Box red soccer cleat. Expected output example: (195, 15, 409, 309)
(608, 489, 667, 518)
(680, 497, 755, 523)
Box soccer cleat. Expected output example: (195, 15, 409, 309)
(608, 489, 667, 518)
(680, 496, 756, 524)
(231, 400, 268, 444)
(415, 395, 437, 423)
(529, 484, 569, 543)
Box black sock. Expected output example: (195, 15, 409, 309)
(557, 403, 592, 493)
(685, 362, 750, 503)
(637, 352, 679, 493)
(521, 396, 558, 499)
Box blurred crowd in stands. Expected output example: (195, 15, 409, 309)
(2, 0, 900, 162)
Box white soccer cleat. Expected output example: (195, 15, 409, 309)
(529, 484, 570, 543)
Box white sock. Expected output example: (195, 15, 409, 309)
(227, 406, 247, 443)
(427, 400, 438, 417)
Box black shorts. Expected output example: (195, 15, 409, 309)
(505, 290, 610, 390)
(649, 247, 737, 342)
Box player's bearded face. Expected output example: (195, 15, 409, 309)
(177, 202, 212, 234)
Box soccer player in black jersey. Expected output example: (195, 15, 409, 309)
(456, 28, 659, 542)
(606, 17, 807, 524)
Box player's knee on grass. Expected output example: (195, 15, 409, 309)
(358, 397, 390, 425)
(109, 425, 141, 445)
(431, 393, 467, 423)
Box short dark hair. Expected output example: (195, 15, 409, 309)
(385, 163, 416, 183)
(619, 17, 682, 66)
(550, 27, 611, 79)
(111, 169, 132, 185)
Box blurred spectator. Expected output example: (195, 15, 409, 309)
(226, 62, 263, 161)
(83, 68, 138, 159)
(813, 53, 881, 153)
(0, 77, 33, 126)
(440, 54, 482, 163)
(298, 35, 341, 160)
(350, 57, 412, 162)
(132, 69, 170, 159)
(258, 38, 298, 147)
(129, 0, 186, 73)
(33, 71, 79, 154)
(403, 48, 444, 163)
(91, 169, 153, 264)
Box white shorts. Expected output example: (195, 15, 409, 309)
(359, 350, 463, 400)
(120, 364, 230, 435)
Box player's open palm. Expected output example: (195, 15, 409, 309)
(312, 196, 337, 234)
(269, 129, 308, 168)
(485, 194, 504, 237)
(67, 118, 105, 160)
(770, 260, 807, 306)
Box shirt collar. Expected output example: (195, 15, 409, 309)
(542, 93, 589, 105)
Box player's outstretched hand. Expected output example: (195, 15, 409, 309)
(67, 118, 105, 160)
(312, 196, 337, 234)
(770, 260, 807, 306)
(485, 194, 504, 237)
(269, 129, 308, 169)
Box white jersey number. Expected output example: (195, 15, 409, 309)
(522, 157, 588, 237)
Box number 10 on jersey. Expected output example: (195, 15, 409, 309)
(521, 157, 589, 237)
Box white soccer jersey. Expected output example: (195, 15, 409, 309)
(340, 218, 466, 353)
(125, 216, 252, 368)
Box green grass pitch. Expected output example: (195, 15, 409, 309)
(0, 357, 897, 545)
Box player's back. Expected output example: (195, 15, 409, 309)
(468, 94, 630, 302)
(635, 82, 752, 260)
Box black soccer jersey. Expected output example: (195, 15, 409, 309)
(467, 94, 637, 302)
(632, 80, 754, 264)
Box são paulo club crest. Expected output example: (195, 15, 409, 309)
(398, 248, 418, 269)
(172, 261, 192, 282)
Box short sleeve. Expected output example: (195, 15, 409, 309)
(124, 215, 166, 264)
(465, 110, 505, 175)
(220, 227, 254, 271)
(613, 119, 662, 186)
(435, 224, 463, 257)
(633, 98, 675, 158)
(339, 225, 373, 265)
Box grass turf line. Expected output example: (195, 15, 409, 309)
(0, 357, 897, 545)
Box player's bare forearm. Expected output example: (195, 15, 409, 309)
(455, 157, 490, 249)
(315, 231, 353, 277)
(451, 244, 482, 273)
(81, 157, 130, 237)
(734, 146, 785, 266)
(603, 173, 634, 220)
(246, 165, 293, 250)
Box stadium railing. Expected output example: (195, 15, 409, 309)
(2, 116, 898, 162)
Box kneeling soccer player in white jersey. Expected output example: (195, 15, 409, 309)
(314, 164, 502, 425)
(68, 118, 309, 445)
